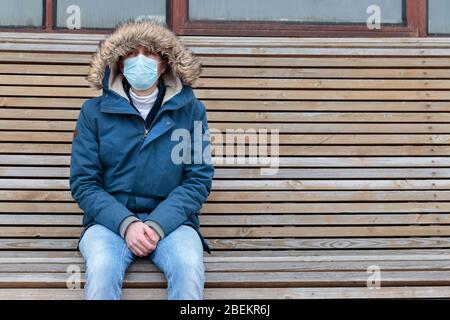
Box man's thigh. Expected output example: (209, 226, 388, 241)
(149, 224, 204, 272)
(79, 224, 135, 274)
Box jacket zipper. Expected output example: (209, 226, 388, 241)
(128, 104, 150, 140)
(141, 107, 167, 140)
(128, 97, 163, 140)
(105, 89, 170, 141)
(143, 125, 149, 139)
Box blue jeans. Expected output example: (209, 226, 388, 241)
(78, 222, 205, 300)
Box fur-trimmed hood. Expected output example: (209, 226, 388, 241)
(86, 18, 202, 92)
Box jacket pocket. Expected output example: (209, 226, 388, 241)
(99, 138, 126, 167)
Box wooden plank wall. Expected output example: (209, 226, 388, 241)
(1, 35, 450, 257)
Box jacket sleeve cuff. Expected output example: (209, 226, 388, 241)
(144, 220, 165, 240)
(119, 216, 140, 238)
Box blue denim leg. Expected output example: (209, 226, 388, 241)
(149, 224, 206, 300)
(79, 224, 135, 300)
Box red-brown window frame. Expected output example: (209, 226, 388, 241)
(0, 0, 428, 37)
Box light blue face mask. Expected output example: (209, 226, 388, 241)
(123, 53, 160, 90)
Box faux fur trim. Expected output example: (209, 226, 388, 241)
(86, 18, 202, 90)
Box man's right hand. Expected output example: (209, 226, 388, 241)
(124, 221, 157, 257)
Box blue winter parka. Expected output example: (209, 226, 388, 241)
(70, 60, 214, 254)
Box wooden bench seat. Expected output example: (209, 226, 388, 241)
(1, 34, 450, 298)
(1, 249, 450, 299)
(2, 250, 450, 299)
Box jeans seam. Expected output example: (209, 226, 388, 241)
(119, 241, 128, 281)
(159, 244, 170, 274)
(157, 245, 172, 294)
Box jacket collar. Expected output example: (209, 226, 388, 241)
(123, 75, 166, 113)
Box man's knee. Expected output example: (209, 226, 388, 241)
(82, 247, 128, 300)
(165, 250, 205, 300)
(85, 253, 123, 278)
(171, 250, 205, 281)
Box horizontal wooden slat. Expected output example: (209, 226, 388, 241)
(2, 270, 450, 288)
(2, 179, 450, 190)
(212, 168, 450, 179)
(6, 41, 450, 55)
(1, 237, 450, 250)
(5, 132, 450, 145)
(207, 238, 450, 250)
(1, 226, 450, 238)
(0, 51, 92, 63)
(200, 67, 450, 79)
(5, 156, 450, 167)
(5, 64, 450, 79)
(7, 109, 450, 123)
(1, 286, 450, 299)
(6, 143, 450, 156)
(5, 86, 450, 100)
(199, 56, 450, 67)
(3, 51, 450, 66)
(1, 213, 449, 226)
(0, 75, 87, 86)
(5, 121, 450, 133)
(1, 202, 450, 214)
(196, 89, 450, 100)
(3, 248, 450, 260)
(0, 86, 97, 97)
(4, 156, 450, 169)
(203, 101, 450, 111)
(6, 76, 450, 90)
(2, 259, 450, 273)
(4, 98, 450, 112)
(5, 167, 450, 179)
(0, 64, 88, 75)
(3, 189, 450, 202)
(7, 108, 450, 123)
(0, 97, 86, 108)
(196, 78, 450, 89)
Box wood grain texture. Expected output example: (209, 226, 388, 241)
(1, 35, 450, 298)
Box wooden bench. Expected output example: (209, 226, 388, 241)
(1, 34, 450, 299)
